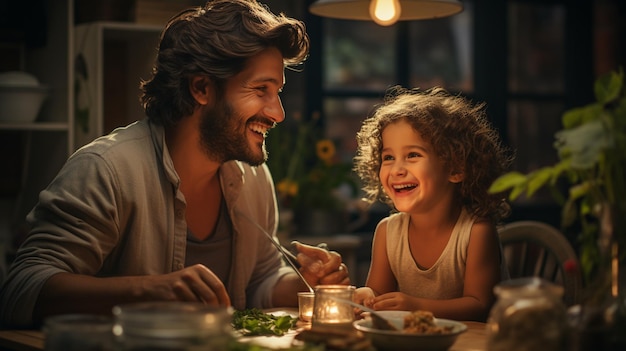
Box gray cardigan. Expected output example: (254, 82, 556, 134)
(0, 119, 290, 328)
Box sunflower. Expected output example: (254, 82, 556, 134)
(316, 139, 336, 165)
(276, 179, 299, 197)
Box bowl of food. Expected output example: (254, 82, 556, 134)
(0, 71, 48, 123)
(353, 310, 467, 351)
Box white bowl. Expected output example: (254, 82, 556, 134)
(0, 71, 41, 87)
(353, 311, 467, 351)
(0, 71, 48, 123)
(0, 85, 48, 123)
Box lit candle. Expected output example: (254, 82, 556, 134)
(312, 285, 355, 328)
(298, 292, 315, 322)
(303, 310, 313, 320)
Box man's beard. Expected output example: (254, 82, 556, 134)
(198, 101, 268, 166)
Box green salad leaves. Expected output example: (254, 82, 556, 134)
(232, 308, 298, 336)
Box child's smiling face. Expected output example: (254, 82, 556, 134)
(379, 119, 461, 213)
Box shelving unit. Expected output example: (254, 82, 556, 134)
(74, 21, 161, 149)
(0, 0, 74, 270)
(0, 122, 69, 132)
(1, 3, 193, 261)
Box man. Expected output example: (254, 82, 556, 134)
(0, 0, 349, 328)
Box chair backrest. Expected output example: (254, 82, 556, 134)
(498, 220, 583, 306)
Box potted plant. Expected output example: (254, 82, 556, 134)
(266, 112, 361, 236)
(489, 68, 626, 349)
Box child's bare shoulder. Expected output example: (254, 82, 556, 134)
(469, 219, 499, 245)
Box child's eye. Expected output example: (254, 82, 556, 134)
(382, 154, 394, 161)
(408, 152, 421, 159)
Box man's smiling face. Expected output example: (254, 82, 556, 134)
(199, 47, 286, 165)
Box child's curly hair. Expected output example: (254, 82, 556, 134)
(354, 86, 513, 224)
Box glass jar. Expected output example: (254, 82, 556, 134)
(312, 285, 355, 329)
(112, 302, 233, 351)
(44, 314, 114, 351)
(486, 277, 569, 351)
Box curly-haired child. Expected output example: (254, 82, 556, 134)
(353, 86, 513, 322)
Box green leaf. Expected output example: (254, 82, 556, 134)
(488, 172, 527, 193)
(568, 181, 592, 201)
(579, 244, 597, 281)
(509, 184, 526, 201)
(525, 167, 554, 197)
(555, 119, 611, 169)
(595, 68, 623, 104)
(232, 308, 297, 337)
(579, 197, 593, 217)
(549, 160, 570, 186)
(561, 199, 578, 228)
(562, 104, 603, 129)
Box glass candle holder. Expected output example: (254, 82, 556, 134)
(312, 285, 356, 328)
(298, 292, 315, 322)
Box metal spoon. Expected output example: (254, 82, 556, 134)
(236, 211, 315, 293)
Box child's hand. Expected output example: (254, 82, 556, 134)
(353, 287, 376, 307)
(371, 292, 416, 311)
(352, 287, 376, 318)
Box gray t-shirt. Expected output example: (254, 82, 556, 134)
(186, 201, 233, 286)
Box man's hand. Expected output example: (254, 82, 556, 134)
(144, 264, 231, 306)
(34, 264, 231, 323)
(292, 241, 351, 286)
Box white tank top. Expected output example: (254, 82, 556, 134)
(386, 209, 473, 299)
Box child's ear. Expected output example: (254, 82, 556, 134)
(189, 75, 213, 105)
(449, 170, 464, 183)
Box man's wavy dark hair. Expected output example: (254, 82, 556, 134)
(140, 0, 309, 127)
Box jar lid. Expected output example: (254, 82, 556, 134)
(494, 277, 564, 298)
(112, 302, 233, 338)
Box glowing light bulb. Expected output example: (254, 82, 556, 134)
(369, 0, 401, 26)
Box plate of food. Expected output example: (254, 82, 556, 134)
(353, 310, 467, 351)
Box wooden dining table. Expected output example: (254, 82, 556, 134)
(0, 309, 487, 351)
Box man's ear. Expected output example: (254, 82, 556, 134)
(189, 75, 213, 105)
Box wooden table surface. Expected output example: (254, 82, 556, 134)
(0, 329, 44, 351)
(0, 313, 486, 351)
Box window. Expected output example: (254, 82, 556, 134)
(319, 3, 475, 164)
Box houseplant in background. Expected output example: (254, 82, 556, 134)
(266, 112, 361, 236)
(489, 68, 626, 349)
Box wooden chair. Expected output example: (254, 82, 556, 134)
(498, 220, 583, 306)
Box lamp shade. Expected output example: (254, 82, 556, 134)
(309, 0, 463, 21)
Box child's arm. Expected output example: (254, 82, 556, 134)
(460, 220, 502, 317)
(359, 218, 398, 308)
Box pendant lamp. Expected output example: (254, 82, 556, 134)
(309, 0, 463, 26)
